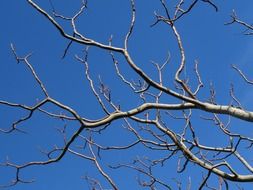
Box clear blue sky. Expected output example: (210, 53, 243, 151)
(1, 1, 253, 189)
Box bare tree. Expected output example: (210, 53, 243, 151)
(1, 0, 253, 189)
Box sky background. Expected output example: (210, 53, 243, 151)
(1, 0, 253, 189)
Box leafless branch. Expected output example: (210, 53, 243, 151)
(2, 1, 253, 189)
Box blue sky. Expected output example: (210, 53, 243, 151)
(1, 0, 253, 189)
